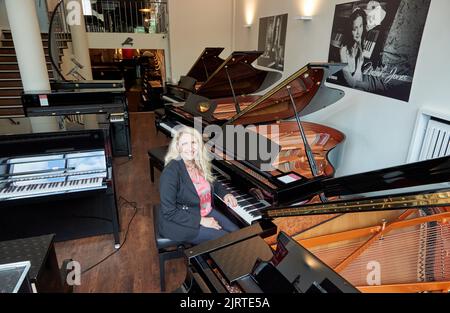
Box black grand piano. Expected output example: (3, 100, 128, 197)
(157, 63, 348, 227)
(162, 47, 226, 103)
(181, 155, 450, 293)
(0, 114, 121, 247)
(21, 80, 131, 158)
(157, 50, 282, 136)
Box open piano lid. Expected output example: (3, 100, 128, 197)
(185, 47, 225, 83)
(226, 62, 347, 126)
(196, 51, 283, 99)
(210, 63, 347, 189)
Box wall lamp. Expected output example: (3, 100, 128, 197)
(294, 16, 313, 21)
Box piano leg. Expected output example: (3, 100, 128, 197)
(109, 191, 121, 249)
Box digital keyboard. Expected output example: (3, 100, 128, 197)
(157, 119, 182, 137)
(0, 177, 105, 201)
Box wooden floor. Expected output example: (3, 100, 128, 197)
(54, 112, 185, 292)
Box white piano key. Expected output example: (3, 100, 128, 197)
(0, 177, 105, 201)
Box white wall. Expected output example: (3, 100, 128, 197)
(234, 0, 450, 176)
(0, 0, 9, 29)
(167, 0, 233, 83)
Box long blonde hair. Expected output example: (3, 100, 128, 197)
(164, 126, 215, 183)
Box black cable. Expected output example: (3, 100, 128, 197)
(81, 196, 141, 275)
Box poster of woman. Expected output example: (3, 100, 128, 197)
(327, 0, 431, 102)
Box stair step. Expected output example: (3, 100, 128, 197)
(0, 79, 22, 87)
(0, 70, 54, 79)
(0, 96, 22, 105)
(0, 62, 53, 71)
(1, 38, 68, 49)
(2, 31, 49, 40)
(0, 54, 60, 63)
(2, 31, 70, 41)
(0, 47, 64, 55)
(0, 106, 25, 117)
(0, 87, 23, 96)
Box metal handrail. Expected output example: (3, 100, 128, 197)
(48, 0, 69, 81)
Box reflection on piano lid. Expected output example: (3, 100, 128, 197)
(163, 50, 283, 104)
(263, 155, 450, 216)
(0, 129, 110, 202)
(183, 223, 359, 293)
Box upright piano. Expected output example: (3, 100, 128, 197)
(181, 155, 450, 293)
(21, 80, 131, 158)
(0, 114, 120, 247)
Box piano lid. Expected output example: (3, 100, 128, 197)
(185, 47, 225, 83)
(196, 51, 282, 99)
(50, 80, 125, 90)
(225, 63, 347, 126)
(274, 155, 450, 207)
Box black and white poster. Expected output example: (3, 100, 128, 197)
(257, 13, 288, 71)
(327, 0, 431, 102)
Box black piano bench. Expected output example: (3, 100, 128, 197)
(147, 145, 168, 183)
(152, 204, 191, 292)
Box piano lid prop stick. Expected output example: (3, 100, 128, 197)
(224, 65, 241, 114)
(286, 85, 328, 203)
(201, 56, 210, 80)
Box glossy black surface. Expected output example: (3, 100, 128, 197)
(185, 47, 225, 82)
(277, 155, 450, 205)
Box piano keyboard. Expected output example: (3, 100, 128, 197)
(109, 113, 125, 123)
(0, 177, 105, 201)
(213, 171, 271, 225)
(158, 119, 181, 137)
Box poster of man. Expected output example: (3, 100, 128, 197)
(257, 13, 288, 71)
(327, 0, 431, 102)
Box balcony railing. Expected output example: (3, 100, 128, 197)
(84, 0, 168, 34)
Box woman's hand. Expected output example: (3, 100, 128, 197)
(200, 217, 222, 230)
(223, 193, 238, 208)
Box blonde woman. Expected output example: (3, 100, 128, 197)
(158, 126, 239, 244)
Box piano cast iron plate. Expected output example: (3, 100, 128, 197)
(210, 236, 273, 283)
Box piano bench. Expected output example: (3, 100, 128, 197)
(153, 205, 191, 292)
(147, 145, 168, 183)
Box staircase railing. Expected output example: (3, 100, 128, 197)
(48, 0, 71, 81)
(85, 0, 168, 34)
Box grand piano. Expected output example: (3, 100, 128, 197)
(158, 63, 347, 228)
(163, 47, 226, 104)
(157, 50, 283, 136)
(181, 155, 450, 293)
(0, 114, 121, 247)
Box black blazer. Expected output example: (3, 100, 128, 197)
(158, 159, 228, 242)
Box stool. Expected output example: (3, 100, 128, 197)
(153, 204, 191, 292)
(148, 145, 168, 183)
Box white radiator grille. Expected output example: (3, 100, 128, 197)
(418, 118, 450, 161)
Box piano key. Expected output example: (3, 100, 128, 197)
(212, 170, 271, 225)
(0, 177, 105, 200)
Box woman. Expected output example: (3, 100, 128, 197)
(340, 8, 368, 88)
(158, 126, 239, 244)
